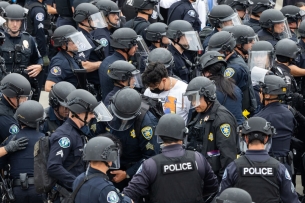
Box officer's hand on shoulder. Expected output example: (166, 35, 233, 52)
(4, 135, 28, 153)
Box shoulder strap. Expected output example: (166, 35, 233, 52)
(135, 102, 150, 136)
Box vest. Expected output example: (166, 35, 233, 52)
(234, 156, 280, 203)
(0, 97, 14, 117)
(25, 2, 50, 35)
(54, 0, 73, 17)
(150, 151, 204, 203)
(2, 33, 32, 72)
(44, 107, 60, 135)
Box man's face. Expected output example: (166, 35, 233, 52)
(222, 20, 233, 27)
(237, 10, 246, 19)
(195, 97, 208, 113)
(178, 35, 190, 49)
(108, 13, 120, 26)
(58, 105, 70, 119)
(127, 45, 138, 56)
(67, 40, 78, 52)
(78, 111, 95, 125)
(243, 40, 255, 51)
(7, 19, 22, 34)
(273, 22, 285, 34)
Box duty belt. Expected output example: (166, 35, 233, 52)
(273, 156, 290, 164)
(13, 177, 34, 186)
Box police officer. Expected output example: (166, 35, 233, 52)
(257, 9, 292, 46)
(104, 60, 141, 105)
(1, 4, 43, 101)
(218, 117, 300, 203)
(243, 0, 274, 33)
(107, 87, 157, 191)
(254, 75, 295, 175)
(297, 20, 305, 96)
(280, 5, 305, 42)
(73, 136, 133, 203)
(47, 89, 112, 201)
(25, 0, 50, 68)
(0, 73, 32, 143)
(123, 113, 218, 202)
(54, 0, 76, 27)
(167, 0, 201, 32)
(145, 22, 170, 51)
(166, 20, 203, 82)
(91, 0, 121, 58)
(216, 188, 254, 203)
(185, 76, 237, 179)
(223, 0, 253, 20)
(0, 100, 45, 203)
(208, 31, 257, 116)
(99, 27, 138, 100)
(42, 81, 76, 135)
(45, 25, 92, 91)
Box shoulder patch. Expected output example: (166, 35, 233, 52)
(9, 124, 19, 135)
(220, 124, 231, 137)
(51, 66, 61, 76)
(58, 137, 70, 148)
(146, 142, 154, 150)
(141, 126, 153, 140)
(187, 10, 196, 17)
(35, 12, 44, 21)
(285, 169, 291, 180)
(224, 68, 235, 78)
(38, 22, 44, 29)
(100, 38, 108, 47)
(107, 191, 119, 203)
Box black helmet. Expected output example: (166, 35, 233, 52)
(216, 188, 254, 203)
(240, 117, 274, 136)
(107, 60, 139, 81)
(261, 75, 288, 95)
(250, 0, 274, 15)
(110, 28, 138, 49)
(184, 76, 217, 102)
(145, 22, 167, 42)
(251, 40, 273, 52)
(199, 51, 227, 71)
(65, 89, 99, 114)
(155, 114, 187, 140)
(130, 0, 159, 10)
(147, 48, 174, 69)
(208, 31, 236, 53)
(299, 20, 305, 38)
(15, 100, 44, 128)
(73, 3, 99, 22)
(275, 38, 300, 59)
(208, 5, 237, 28)
(280, 5, 305, 25)
(95, 0, 120, 16)
(259, 9, 286, 29)
(1, 73, 31, 98)
(224, 0, 253, 11)
(166, 20, 194, 40)
(52, 25, 78, 47)
(49, 82, 76, 108)
(2, 4, 25, 19)
(228, 25, 257, 45)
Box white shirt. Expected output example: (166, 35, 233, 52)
(144, 79, 191, 124)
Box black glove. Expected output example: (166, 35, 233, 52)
(4, 135, 28, 153)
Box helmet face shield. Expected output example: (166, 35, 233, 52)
(132, 70, 143, 89)
(109, 148, 120, 169)
(251, 66, 269, 85)
(68, 32, 92, 52)
(136, 35, 150, 56)
(107, 114, 135, 131)
(183, 91, 201, 109)
(220, 13, 243, 28)
(248, 51, 273, 70)
(181, 31, 203, 51)
(89, 12, 108, 29)
(93, 102, 113, 122)
(273, 18, 292, 39)
(246, 35, 259, 44)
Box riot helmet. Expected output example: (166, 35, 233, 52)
(130, 0, 159, 11)
(108, 87, 142, 131)
(166, 20, 203, 51)
(52, 25, 92, 52)
(249, 0, 274, 16)
(280, 5, 305, 29)
(224, 0, 253, 20)
(83, 136, 120, 169)
(216, 188, 254, 203)
(145, 22, 170, 48)
(73, 3, 107, 29)
(208, 31, 236, 54)
(237, 117, 275, 153)
(66, 89, 113, 124)
(299, 20, 305, 38)
(2, 4, 26, 33)
(147, 48, 175, 76)
(0, 1, 9, 18)
(248, 41, 274, 70)
(275, 38, 300, 60)
(183, 76, 217, 109)
(229, 25, 258, 54)
(95, 0, 121, 28)
(259, 9, 291, 38)
(208, 5, 242, 28)
(107, 60, 142, 88)
(110, 27, 138, 49)
(15, 100, 45, 130)
(199, 51, 227, 73)
(260, 75, 288, 95)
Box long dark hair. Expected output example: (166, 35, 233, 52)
(204, 62, 237, 100)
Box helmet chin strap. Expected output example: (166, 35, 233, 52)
(71, 111, 89, 126)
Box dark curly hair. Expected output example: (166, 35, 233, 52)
(142, 62, 168, 87)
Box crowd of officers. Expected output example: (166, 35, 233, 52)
(0, 0, 305, 202)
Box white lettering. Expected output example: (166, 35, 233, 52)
(163, 162, 193, 173)
(243, 167, 273, 175)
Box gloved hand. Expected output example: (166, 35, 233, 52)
(42, 55, 50, 67)
(4, 135, 28, 153)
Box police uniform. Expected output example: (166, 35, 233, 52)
(46, 51, 81, 88)
(254, 102, 295, 175)
(104, 86, 121, 105)
(124, 17, 151, 46)
(0, 94, 19, 143)
(167, 0, 201, 32)
(257, 29, 281, 47)
(55, 0, 76, 28)
(41, 107, 64, 135)
(73, 167, 132, 203)
(244, 18, 262, 33)
(91, 27, 114, 58)
(99, 52, 126, 100)
(47, 118, 86, 191)
(187, 100, 237, 179)
(123, 144, 218, 202)
(202, 29, 218, 54)
(297, 39, 305, 96)
(0, 128, 44, 203)
(218, 150, 300, 203)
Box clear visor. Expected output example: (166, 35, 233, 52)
(247, 35, 259, 44)
(251, 66, 269, 86)
(89, 12, 108, 29)
(132, 69, 143, 89)
(180, 31, 203, 51)
(93, 102, 113, 122)
(183, 91, 201, 109)
(68, 32, 92, 52)
(220, 13, 243, 28)
(0, 16, 6, 26)
(136, 35, 150, 56)
(107, 106, 135, 131)
(248, 51, 273, 70)
(109, 149, 120, 169)
(274, 19, 292, 39)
